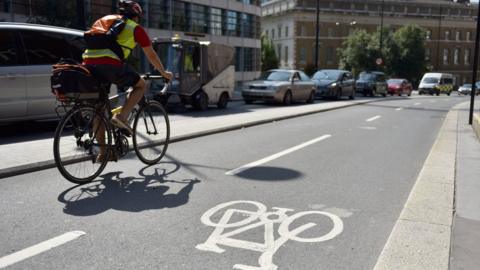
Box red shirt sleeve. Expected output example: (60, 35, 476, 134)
(134, 26, 151, 48)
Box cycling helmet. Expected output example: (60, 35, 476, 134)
(118, 0, 143, 18)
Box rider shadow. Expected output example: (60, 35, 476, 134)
(57, 162, 201, 216)
(236, 166, 303, 181)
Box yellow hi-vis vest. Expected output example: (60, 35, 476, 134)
(82, 18, 138, 61)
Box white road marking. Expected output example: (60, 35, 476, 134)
(395, 107, 403, 111)
(359, 126, 377, 130)
(0, 231, 86, 269)
(197, 201, 344, 270)
(414, 102, 422, 105)
(429, 100, 436, 103)
(366, 115, 381, 122)
(225, 135, 331, 175)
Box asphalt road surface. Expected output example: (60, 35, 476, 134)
(0, 95, 465, 270)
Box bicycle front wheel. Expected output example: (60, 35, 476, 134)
(133, 101, 170, 164)
(53, 106, 112, 184)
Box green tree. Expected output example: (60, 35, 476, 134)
(390, 24, 427, 85)
(261, 34, 279, 71)
(338, 29, 380, 76)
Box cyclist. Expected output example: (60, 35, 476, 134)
(82, 0, 172, 162)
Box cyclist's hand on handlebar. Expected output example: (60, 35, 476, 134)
(161, 71, 173, 82)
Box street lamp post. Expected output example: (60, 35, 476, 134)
(379, 0, 385, 59)
(314, 0, 320, 71)
(469, 2, 480, 125)
(436, 6, 443, 70)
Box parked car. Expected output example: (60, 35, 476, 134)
(458, 84, 472, 95)
(387, 79, 412, 96)
(0, 23, 85, 123)
(355, 71, 388, 97)
(418, 73, 453, 96)
(311, 69, 355, 100)
(242, 70, 316, 105)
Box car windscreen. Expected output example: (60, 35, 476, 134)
(258, 71, 291, 81)
(422, 77, 439, 84)
(313, 70, 341, 80)
(462, 84, 472, 88)
(156, 42, 181, 75)
(359, 73, 376, 81)
(387, 79, 403, 84)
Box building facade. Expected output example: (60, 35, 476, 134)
(0, 0, 262, 82)
(261, 0, 478, 85)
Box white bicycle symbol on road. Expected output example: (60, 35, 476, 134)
(196, 200, 344, 270)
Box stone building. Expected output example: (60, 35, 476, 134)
(261, 0, 477, 84)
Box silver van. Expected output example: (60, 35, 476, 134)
(0, 23, 84, 123)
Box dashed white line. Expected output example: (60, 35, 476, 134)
(395, 108, 403, 111)
(226, 135, 331, 175)
(366, 115, 381, 122)
(414, 102, 422, 106)
(0, 231, 86, 269)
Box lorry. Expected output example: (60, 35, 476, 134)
(149, 36, 235, 111)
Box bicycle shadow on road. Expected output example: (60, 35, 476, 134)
(57, 162, 201, 216)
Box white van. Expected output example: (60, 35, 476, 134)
(418, 73, 454, 96)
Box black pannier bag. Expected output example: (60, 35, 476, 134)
(51, 59, 101, 102)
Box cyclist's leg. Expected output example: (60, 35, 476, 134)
(117, 77, 146, 122)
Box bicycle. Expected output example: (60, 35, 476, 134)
(53, 73, 170, 184)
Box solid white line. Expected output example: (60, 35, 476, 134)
(395, 108, 403, 111)
(0, 231, 86, 269)
(226, 135, 331, 175)
(366, 115, 381, 122)
(414, 102, 422, 105)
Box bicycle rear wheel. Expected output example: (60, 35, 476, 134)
(53, 106, 112, 184)
(133, 101, 170, 164)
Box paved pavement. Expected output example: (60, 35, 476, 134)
(0, 94, 474, 269)
(450, 104, 480, 270)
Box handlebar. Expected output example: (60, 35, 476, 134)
(142, 73, 171, 95)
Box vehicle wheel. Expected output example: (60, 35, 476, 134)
(217, 92, 229, 109)
(408, 92, 411, 97)
(419, 91, 422, 95)
(306, 91, 315, 104)
(436, 91, 440, 96)
(133, 101, 170, 165)
(349, 90, 355, 100)
(447, 92, 451, 96)
(283, 91, 292, 106)
(194, 90, 209, 111)
(335, 89, 342, 100)
(382, 92, 386, 97)
(53, 106, 112, 184)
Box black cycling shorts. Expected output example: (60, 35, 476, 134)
(86, 63, 140, 90)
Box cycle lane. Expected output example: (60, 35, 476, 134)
(0, 96, 462, 269)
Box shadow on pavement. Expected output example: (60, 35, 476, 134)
(57, 162, 201, 216)
(236, 166, 302, 181)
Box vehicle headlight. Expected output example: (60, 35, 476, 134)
(329, 83, 338, 88)
(267, 85, 276, 90)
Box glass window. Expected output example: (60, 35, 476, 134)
(271, 29, 275, 39)
(299, 47, 306, 64)
(183, 44, 200, 73)
(285, 26, 289, 37)
(259, 71, 291, 81)
(455, 31, 461, 41)
(425, 48, 431, 61)
(466, 31, 471, 41)
(225, 11, 238, 36)
(244, 47, 253, 71)
(173, 2, 188, 32)
(465, 49, 471, 65)
(149, 0, 170, 29)
(210, 8, 222, 36)
(277, 44, 281, 60)
(299, 71, 310, 81)
(284, 46, 288, 65)
(445, 30, 450, 40)
(20, 30, 71, 65)
(454, 48, 459, 65)
(235, 47, 242, 71)
(326, 47, 334, 64)
(191, 4, 208, 33)
(0, 30, 19, 66)
(443, 48, 449, 65)
(63, 34, 85, 62)
(426, 30, 431, 40)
